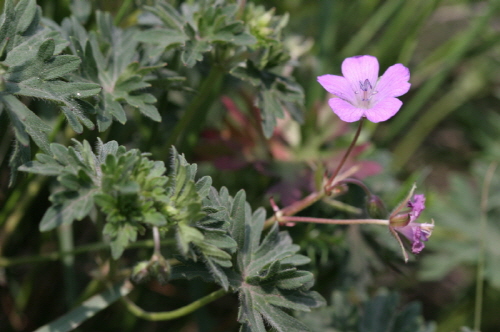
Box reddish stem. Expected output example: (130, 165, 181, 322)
(325, 118, 365, 193)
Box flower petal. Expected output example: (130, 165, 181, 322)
(317, 74, 355, 102)
(364, 97, 402, 122)
(412, 239, 425, 254)
(328, 98, 365, 122)
(409, 194, 426, 221)
(373, 63, 410, 102)
(341, 55, 379, 93)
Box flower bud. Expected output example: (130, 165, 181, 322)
(365, 195, 387, 219)
(389, 213, 411, 227)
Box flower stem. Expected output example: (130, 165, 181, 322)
(152, 226, 161, 257)
(263, 191, 324, 229)
(474, 161, 497, 331)
(164, 64, 224, 152)
(122, 288, 227, 321)
(339, 178, 372, 197)
(325, 118, 365, 193)
(279, 216, 389, 226)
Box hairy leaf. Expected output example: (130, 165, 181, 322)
(60, 11, 163, 131)
(201, 187, 324, 331)
(0, 0, 101, 175)
(142, 0, 256, 67)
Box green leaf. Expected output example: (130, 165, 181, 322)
(60, 11, 163, 130)
(0, 0, 101, 173)
(182, 38, 212, 68)
(142, 0, 256, 67)
(194, 187, 324, 331)
(164, 148, 236, 288)
(2, 94, 51, 152)
(39, 187, 96, 231)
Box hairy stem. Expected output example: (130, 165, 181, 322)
(122, 288, 227, 321)
(280, 216, 389, 226)
(263, 164, 362, 229)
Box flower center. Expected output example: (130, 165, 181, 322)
(355, 79, 378, 107)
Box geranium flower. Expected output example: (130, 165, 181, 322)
(393, 194, 433, 254)
(317, 55, 411, 123)
(388, 186, 434, 261)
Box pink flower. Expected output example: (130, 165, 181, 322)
(317, 55, 411, 123)
(393, 194, 433, 254)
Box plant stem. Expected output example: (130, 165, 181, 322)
(165, 65, 224, 152)
(0, 175, 46, 256)
(263, 164, 363, 229)
(122, 288, 228, 321)
(474, 162, 497, 331)
(325, 117, 365, 193)
(58, 223, 77, 307)
(152, 226, 161, 256)
(279, 216, 389, 226)
(236, 0, 246, 19)
(114, 0, 134, 26)
(339, 178, 372, 197)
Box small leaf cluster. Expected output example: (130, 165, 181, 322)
(139, 0, 256, 67)
(95, 145, 170, 258)
(139, 0, 304, 137)
(19, 140, 229, 265)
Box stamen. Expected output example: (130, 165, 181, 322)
(359, 79, 373, 101)
(359, 79, 372, 91)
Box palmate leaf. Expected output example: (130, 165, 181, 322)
(199, 187, 324, 331)
(141, 0, 256, 67)
(0, 0, 101, 178)
(18, 140, 110, 231)
(165, 148, 237, 288)
(60, 12, 163, 132)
